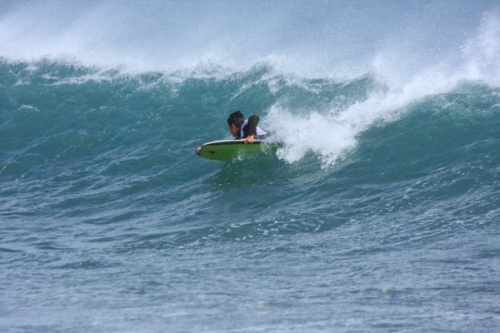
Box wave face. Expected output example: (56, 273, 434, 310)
(1, 1, 500, 332)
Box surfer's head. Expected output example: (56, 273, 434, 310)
(227, 110, 245, 137)
(227, 110, 245, 127)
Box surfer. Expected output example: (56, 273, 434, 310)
(227, 110, 268, 143)
(195, 110, 268, 156)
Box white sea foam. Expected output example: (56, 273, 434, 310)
(261, 7, 500, 167)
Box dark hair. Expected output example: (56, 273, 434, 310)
(227, 110, 245, 127)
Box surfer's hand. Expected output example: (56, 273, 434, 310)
(243, 135, 255, 143)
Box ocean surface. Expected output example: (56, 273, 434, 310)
(1, 1, 500, 332)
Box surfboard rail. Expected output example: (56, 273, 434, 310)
(196, 139, 280, 160)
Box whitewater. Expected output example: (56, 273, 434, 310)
(1, 1, 499, 332)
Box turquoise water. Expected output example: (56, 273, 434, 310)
(1, 1, 500, 332)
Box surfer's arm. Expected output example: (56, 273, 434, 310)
(247, 115, 259, 135)
(242, 115, 259, 143)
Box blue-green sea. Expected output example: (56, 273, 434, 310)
(1, 1, 499, 332)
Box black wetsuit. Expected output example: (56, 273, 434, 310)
(237, 115, 260, 139)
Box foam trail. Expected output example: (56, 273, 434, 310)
(266, 9, 500, 167)
(267, 67, 468, 167)
(266, 108, 358, 166)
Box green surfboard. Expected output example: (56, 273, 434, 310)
(196, 139, 280, 161)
